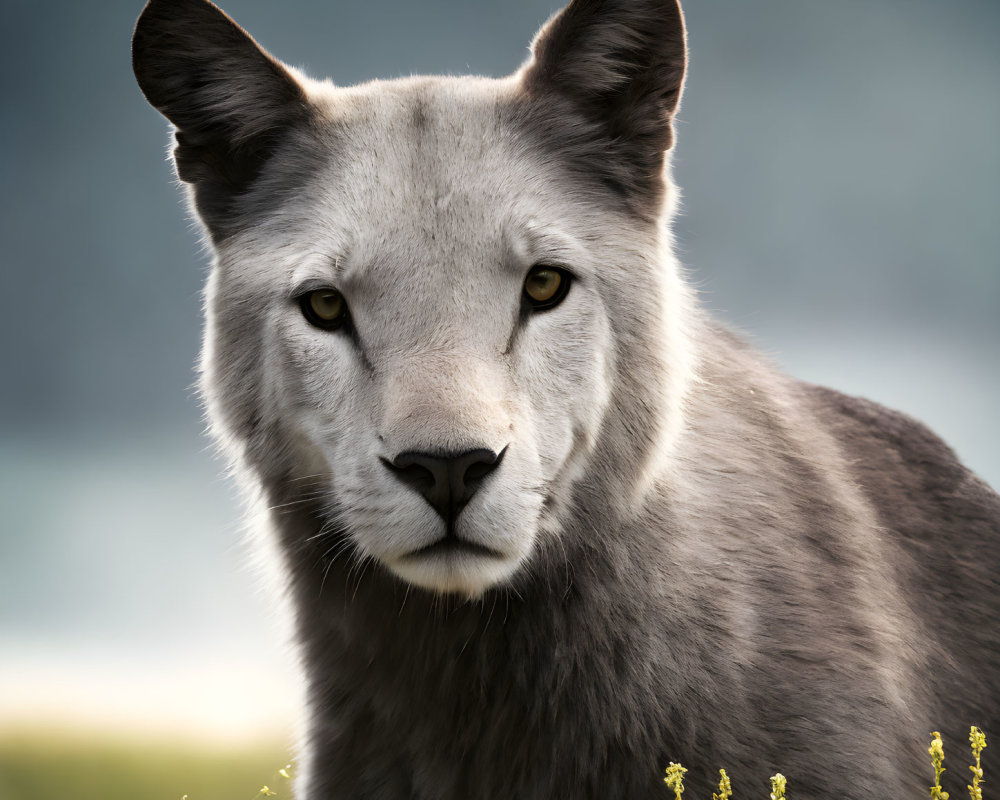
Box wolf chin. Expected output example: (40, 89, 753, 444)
(133, 1, 999, 797)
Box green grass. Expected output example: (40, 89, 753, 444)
(0, 728, 293, 800)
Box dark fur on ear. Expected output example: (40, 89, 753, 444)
(520, 0, 687, 209)
(132, 0, 312, 238)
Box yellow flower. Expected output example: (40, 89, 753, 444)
(930, 732, 946, 765)
(664, 762, 687, 799)
(713, 768, 733, 800)
(967, 726, 987, 800)
(929, 732, 950, 800)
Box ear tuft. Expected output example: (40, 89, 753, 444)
(132, 0, 312, 237)
(520, 0, 687, 206)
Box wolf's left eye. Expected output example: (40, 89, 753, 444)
(300, 288, 349, 330)
(523, 265, 571, 310)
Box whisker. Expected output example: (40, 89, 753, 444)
(318, 537, 355, 599)
(350, 558, 371, 604)
(317, 535, 353, 566)
(482, 592, 499, 636)
(269, 492, 328, 513)
(305, 527, 336, 543)
(283, 472, 332, 484)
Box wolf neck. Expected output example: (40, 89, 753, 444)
(636, 230, 701, 498)
(278, 490, 700, 788)
(587, 198, 702, 515)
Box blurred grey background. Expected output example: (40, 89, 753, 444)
(1, 0, 997, 740)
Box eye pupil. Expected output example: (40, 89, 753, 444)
(301, 288, 348, 329)
(310, 290, 343, 320)
(523, 266, 570, 309)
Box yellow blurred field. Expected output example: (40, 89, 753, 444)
(0, 728, 294, 800)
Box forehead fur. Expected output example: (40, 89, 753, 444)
(219, 73, 669, 285)
(311, 76, 522, 194)
(247, 77, 655, 225)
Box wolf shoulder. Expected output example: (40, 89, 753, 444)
(800, 377, 1000, 709)
(686, 322, 999, 575)
(697, 322, 999, 534)
(802, 380, 1000, 547)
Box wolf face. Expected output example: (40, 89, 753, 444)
(134, 0, 693, 598)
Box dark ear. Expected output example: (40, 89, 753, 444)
(132, 0, 311, 237)
(520, 0, 687, 207)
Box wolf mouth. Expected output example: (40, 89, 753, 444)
(403, 536, 506, 561)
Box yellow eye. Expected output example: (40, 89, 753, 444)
(300, 288, 348, 330)
(523, 265, 571, 309)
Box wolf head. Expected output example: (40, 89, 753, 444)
(134, 0, 696, 597)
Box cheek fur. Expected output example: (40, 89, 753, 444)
(512, 300, 614, 471)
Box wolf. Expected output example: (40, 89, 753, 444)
(132, 0, 999, 797)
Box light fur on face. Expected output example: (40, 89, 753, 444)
(192, 70, 696, 597)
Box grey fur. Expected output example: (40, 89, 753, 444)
(132, 0, 999, 798)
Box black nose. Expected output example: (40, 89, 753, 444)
(381, 447, 506, 523)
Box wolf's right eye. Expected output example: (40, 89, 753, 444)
(523, 265, 572, 310)
(299, 289, 349, 331)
